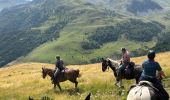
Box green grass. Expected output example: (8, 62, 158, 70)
(0, 63, 127, 100)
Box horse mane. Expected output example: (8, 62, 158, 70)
(106, 58, 120, 67)
(43, 67, 54, 72)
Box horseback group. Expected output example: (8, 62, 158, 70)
(42, 47, 169, 100)
(102, 48, 169, 100)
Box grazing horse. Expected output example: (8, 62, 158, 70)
(127, 81, 162, 100)
(42, 67, 80, 91)
(102, 58, 143, 87)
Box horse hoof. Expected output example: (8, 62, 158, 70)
(115, 83, 119, 87)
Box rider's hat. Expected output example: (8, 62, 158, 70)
(121, 47, 126, 51)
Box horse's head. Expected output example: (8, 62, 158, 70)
(102, 58, 108, 72)
(42, 67, 47, 79)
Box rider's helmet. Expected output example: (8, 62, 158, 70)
(147, 50, 156, 59)
(56, 55, 60, 59)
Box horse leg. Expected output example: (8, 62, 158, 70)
(56, 83, 62, 91)
(115, 80, 119, 87)
(75, 80, 78, 88)
(119, 80, 124, 88)
(54, 84, 56, 88)
(115, 76, 121, 87)
(69, 79, 78, 88)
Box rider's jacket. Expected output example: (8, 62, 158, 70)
(142, 60, 162, 78)
(55, 59, 64, 71)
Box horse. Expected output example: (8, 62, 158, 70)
(102, 58, 143, 87)
(42, 67, 80, 91)
(127, 81, 162, 100)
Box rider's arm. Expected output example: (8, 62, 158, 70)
(142, 61, 145, 68)
(159, 71, 166, 78)
(55, 62, 58, 69)
(61, 60, 64, 65)
(61, 60, 65, 68)
(157, 62, 166, 78)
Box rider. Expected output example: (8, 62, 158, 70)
(52, 55, 65, 83)
(139, 50, 169, 100)
(117, 48, 130, 80)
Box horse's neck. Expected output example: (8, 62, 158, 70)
(46, 69, 54, 77)
(107, 58, 119, 67)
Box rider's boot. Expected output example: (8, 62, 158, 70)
(51, 75, 55, 84)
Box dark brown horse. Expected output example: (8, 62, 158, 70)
(102, 58, 162, 88)
(42, 67, 80, 91)
(102, 58, 143, 87)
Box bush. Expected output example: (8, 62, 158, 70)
(83, 19, 165, 50)
(155, 32, 170, 52)
(81, 41, 100, 50)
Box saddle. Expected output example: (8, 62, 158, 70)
(124, 62, 135, 79)
(138, 81, 159, 91)
(128, 81, 159, 94)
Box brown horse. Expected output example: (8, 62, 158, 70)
(42, 67, 80, 91)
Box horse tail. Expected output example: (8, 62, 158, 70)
(76, 69, 81, 78)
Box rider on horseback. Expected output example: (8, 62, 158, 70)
(117, 48, 130, 81)
(52, 55, 65, 83)
(139, 50, 169, 100)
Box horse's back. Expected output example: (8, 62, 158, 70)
(127, 81, 161, 100)
(65, 68, 79, 74)
(127, 85, 151, 100)
(64, 68, 80, 79)
(133, 64, 143, 76)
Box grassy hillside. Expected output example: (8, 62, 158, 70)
(0, 52, 170, 100)
(1, 0, 170, 67)
(21, 18, 164, 65)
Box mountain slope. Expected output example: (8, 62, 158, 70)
(0, 0, 31, 11)
(0, 0, 93, 66)
(0, 0, 170, 66)
(0, 52, 170, 99)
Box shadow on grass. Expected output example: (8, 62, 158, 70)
(54, 87, 84, 96)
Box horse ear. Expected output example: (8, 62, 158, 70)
(101, 58, 104, 61)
